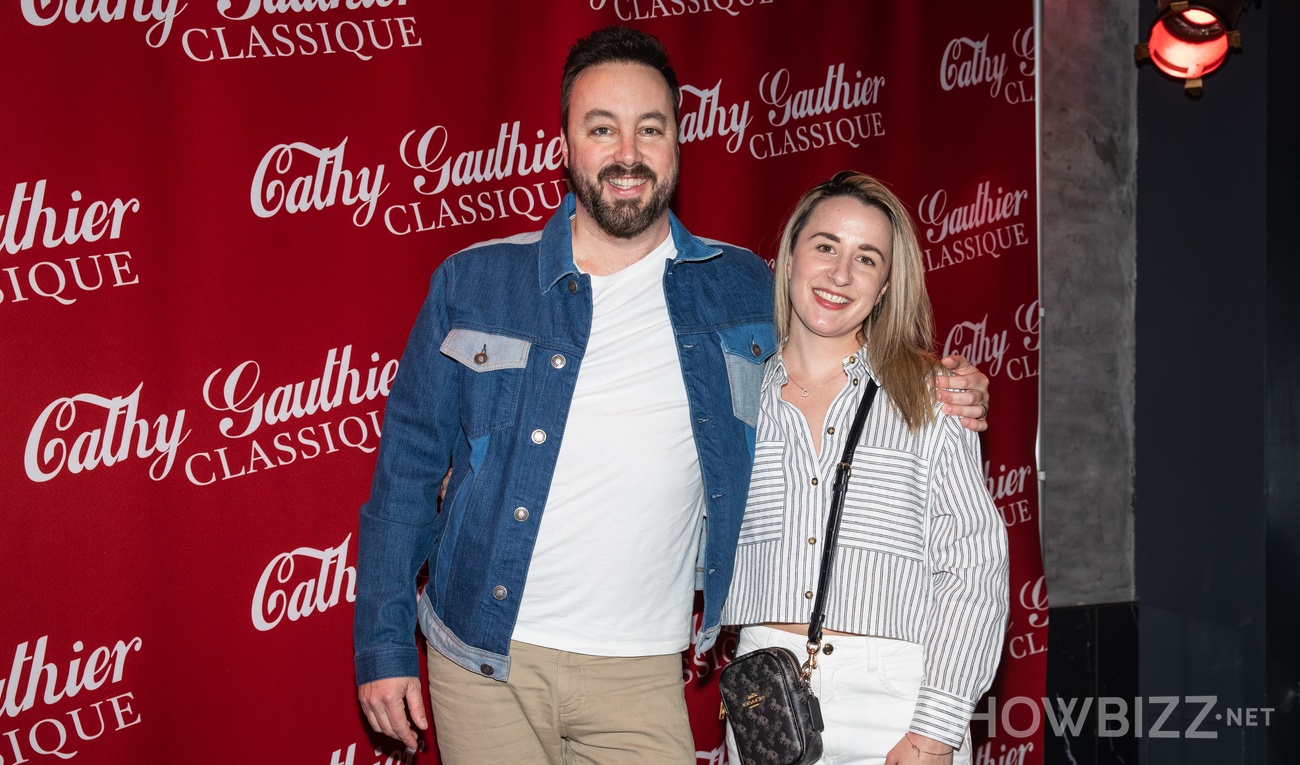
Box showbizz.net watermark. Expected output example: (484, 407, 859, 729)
(973, 695, 1275, 741)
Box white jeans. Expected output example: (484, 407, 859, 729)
(725, 626, 971, 765)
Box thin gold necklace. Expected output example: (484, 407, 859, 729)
(785, 368, 844, 397)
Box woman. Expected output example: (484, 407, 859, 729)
(722, 172, 1009, 765)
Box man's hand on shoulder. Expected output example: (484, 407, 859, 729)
(358, 676, 428, 751)
(932, 354, 990, 433)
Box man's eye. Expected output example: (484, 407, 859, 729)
(592, 127, 612, 136)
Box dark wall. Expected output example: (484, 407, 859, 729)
(1135, 2, 1285, 763)
(1264, 2, 1300, 759)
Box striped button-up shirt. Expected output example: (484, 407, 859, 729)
(722, 349, 1009, 747)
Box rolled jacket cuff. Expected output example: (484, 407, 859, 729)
(909, 686, 975, 749)
(694, 624, 721, 655)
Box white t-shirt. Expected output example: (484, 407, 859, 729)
(511, 235, 705, 656)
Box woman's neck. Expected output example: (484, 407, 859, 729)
(782, 326, 863, 376)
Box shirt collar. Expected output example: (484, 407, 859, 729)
(764, 342, 879, 392)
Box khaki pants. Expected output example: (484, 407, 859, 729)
(427, 640, 696, 765)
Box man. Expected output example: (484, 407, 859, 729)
(355, 26, 990, 764)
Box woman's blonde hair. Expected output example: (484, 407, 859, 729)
(773, 171, 937, 432)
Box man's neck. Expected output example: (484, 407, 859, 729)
(570, 210, 672, 276)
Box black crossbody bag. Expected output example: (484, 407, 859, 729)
(718, 379, 880, 765)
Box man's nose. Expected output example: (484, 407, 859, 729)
(616, 133, 641, 165)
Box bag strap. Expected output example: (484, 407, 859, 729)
(806, 378, 880, 652)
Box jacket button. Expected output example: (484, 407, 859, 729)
(531, 429, 547, 444)
(751, 342, 762, 357)
(567, 280, 578, 294)
(492, 585, 508, 600)
(480, 664, 494, 676)
(514, 507, 529, 521)
(550, 354, 566, 369)
(474, 351, 488, 365)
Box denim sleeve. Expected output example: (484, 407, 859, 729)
(353, 262, 460, 685)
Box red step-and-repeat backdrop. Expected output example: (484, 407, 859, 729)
(1, 2, 1043, 763)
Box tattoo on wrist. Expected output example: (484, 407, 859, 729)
(906, 732, 954, 757)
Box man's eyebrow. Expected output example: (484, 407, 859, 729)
(578, 109, 670, 124)
(580, 109, 617, 124)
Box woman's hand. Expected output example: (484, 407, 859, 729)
(885, 731, 955, 764)
(932, 354, 990, 432)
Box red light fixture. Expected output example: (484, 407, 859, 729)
(1135, 0, 1247, 96)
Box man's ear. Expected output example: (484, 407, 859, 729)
(560, 132, 570, 168)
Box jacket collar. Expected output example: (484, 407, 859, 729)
(538, 194, 722, 293)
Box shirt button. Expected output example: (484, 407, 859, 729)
(531, 429, 547, 444)
(567, 279, 578, 294)
(474, 351, 488, 365)
(751, 342, 762, 357)
(811, 477, 819, 486)
(550, 354, 566, 369)
(514, 507, 529, 521)
(852, 378, 860, 386)
(480, 664, 494, 676)
(848, 355, 857, 363)
(808, 537, 816, 545)
(826, 426, 835, 435)
(804, 591, 813, 599)
(492, 585, 508, 600)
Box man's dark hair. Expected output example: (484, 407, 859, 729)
(560, 26, 681, 131)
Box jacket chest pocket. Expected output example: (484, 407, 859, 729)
(440, 328, 532, 437)
(839, 446, 929, 560)
(716, 323, 777, 428)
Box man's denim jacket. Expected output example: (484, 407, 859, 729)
(354, 194, 777, 684)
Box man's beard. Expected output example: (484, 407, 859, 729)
(571, 162, 678, 239)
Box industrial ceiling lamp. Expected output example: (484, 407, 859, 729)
(1135, 0, 1247, 96)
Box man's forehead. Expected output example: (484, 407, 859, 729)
(567, 63, 676, 131)
(570, 61, 674, 102)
